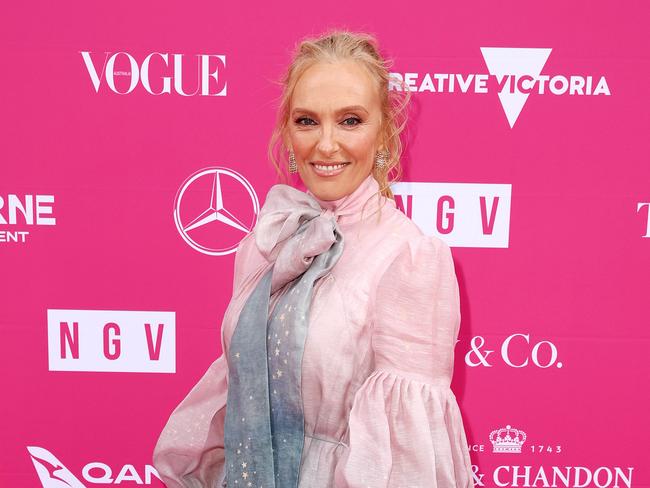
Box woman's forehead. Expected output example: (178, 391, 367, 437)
(291, 60, 380, 112)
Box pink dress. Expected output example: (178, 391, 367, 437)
(153, 174, 475, 487)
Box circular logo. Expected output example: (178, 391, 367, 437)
(173, 166, 259, 256)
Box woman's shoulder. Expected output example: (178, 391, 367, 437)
(231, 230, 269, 294)
(361, 200, 454, 297)
(376, 199, 452, 256)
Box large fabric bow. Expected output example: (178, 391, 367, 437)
(254, 185, 346, 294)
(223, 184, 344, 488)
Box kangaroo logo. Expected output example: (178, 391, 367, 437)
(27, 446, 86, 488)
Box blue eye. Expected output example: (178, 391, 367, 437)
(295, 117, 316, 125)
(342, 117, 362, 126)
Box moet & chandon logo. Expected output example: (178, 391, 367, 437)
(471, 425, 635, 487)
(490, 424, 527, 453)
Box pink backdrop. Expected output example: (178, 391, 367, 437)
(2, 1, 649, 487)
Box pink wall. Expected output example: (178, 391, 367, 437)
(2, 1, 649, 486)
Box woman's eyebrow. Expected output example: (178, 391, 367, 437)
(291, 105, 369, 116)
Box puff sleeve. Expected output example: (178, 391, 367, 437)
(152, 232, 263, 488)
(334, 235, 474, 488)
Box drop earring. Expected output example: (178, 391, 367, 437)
(374, 150, 389, 170)
(288, 150, 297, 174)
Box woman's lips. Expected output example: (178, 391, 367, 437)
(310, 162, 350, 177)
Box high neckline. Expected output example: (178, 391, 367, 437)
(306, 174, 382, 223)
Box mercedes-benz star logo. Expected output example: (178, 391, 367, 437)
(173, 167, 259, 256)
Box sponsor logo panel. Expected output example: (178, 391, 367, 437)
(392, 182, 512, 248)
(47, 309, 175, 373)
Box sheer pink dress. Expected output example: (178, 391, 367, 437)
(153, 174, 475, 487)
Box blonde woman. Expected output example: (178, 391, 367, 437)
(153, 30, 474, 488)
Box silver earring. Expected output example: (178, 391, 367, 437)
(288, 150, 297, 173)
(375, 150, 389, 170)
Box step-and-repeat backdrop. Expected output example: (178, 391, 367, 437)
(2, 1, 649, 487)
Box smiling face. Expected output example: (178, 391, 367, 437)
(284, 60, 384, 201)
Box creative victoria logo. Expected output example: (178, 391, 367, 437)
(389, 47, 611, 128)
(173, 166, 259, 256)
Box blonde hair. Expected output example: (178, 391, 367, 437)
(267, 29, 411, 201)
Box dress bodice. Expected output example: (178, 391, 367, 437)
(152, 174, 475, 488)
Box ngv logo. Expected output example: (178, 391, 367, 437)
(28, 446, 162, 486)
(47, 309, 176, 373)
(391, 181, 511, 248)
(81, 51, 227, 96)
(390, 47, 610, 128)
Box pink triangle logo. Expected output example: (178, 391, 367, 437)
(480, 47, 552, 128)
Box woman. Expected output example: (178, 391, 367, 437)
(153, 30, 474, 488)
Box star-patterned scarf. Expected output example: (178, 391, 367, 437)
(223, 184, 345, 488)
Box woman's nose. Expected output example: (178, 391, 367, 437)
(316, 124, 339, 155)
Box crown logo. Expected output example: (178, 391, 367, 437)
(489, 424, 527, 453)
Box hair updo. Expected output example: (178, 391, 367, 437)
(267, 29, 411, 200)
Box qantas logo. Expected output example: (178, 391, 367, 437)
(29, 446, 86, 487)
(28, 446, 161, 486)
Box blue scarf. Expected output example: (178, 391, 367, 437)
(223, 184, 344, 488)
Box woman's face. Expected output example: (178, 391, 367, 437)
(285, 60, 383, 201)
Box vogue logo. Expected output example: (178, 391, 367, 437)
(390, 47, 610, 127)
(80, 51, 227, 96)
